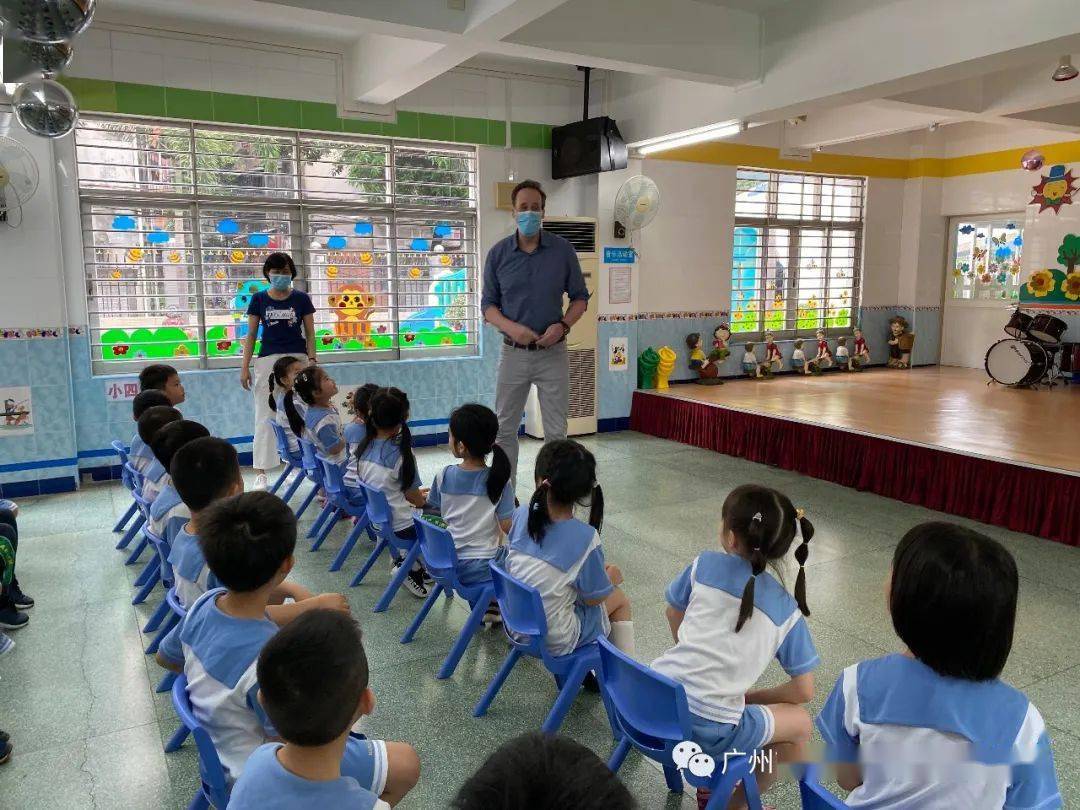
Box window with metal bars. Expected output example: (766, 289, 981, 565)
(75, 116, 478, 373)
(731, 167, 864, 337)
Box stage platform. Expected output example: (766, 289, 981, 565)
(630, 367, 1079, 545)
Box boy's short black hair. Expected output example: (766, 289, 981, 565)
(136, 405, 182, 446)
(171, 437, 241, 511)
(139, 364, 178, 392)
(257, 610, 369, 747)
(132, 390, 171, 420)
(200, 491, 297, 592)
(890, 521, 1018, 681)
(452, 732, 635, 810)
(150, 419, 211, 472)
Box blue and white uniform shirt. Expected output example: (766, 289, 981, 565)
(355, 438, 422, 533)
(428, 466, 514, 560)
(817, 654, 1061, 810)
(651, 551, 819, 725)
(148, 483, 190, 544)
(273, 391, 300, 454)
(229, 743, 389, 810)
(167, 525, 218, 609)
(304, 405, 347, 467)
(505, 506, 613, 656)
(129, 433, 154, 475)
(141, 459, 169, 503)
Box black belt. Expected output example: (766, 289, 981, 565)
(503, 336, 565, 351)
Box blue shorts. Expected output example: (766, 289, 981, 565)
(742, 362, 757, 373)
(456, 547, 506, 586)
(342, 735, 388, 797)
(574, 602, 610, 650)
(690, 705, 774, 759)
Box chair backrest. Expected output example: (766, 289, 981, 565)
(489, 561, 547, 652)
(144, 526, 173, 586)
(357, 480, 394, 530)
(298, 438, 324, 483)
(318, 456, 345, 497)
(171, 675, 230, 809)
(269, 420, 300, 463)
(132, 487, 153, 519)
(412, 516, 459, 584)
(111, 440, 130, 467)
(798, 765, 850, 809)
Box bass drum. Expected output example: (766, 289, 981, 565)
(985, 339, 1048, 386)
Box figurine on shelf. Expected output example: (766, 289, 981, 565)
(742, 343, 761, 378)
(791, 339, 809, 375)
(835, 336, 851, 371)
(708, 323, 731, 363)
(812, 329, 833, 372)
(763, 331, 783, 375)
(887, 316, 915, 369)
(852, 326, 870, 370)
(686, 332, 722, 385)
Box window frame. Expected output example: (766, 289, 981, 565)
(731, 167, 865, 339)
(75, 115, 480, 376)
(944, 214, 1025, 308)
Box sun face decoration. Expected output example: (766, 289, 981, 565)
(1030, 164, 1078, 213)
(1062, 271, 1080, 301)
(230, 250, 246, 264)
(110, 269, 122, 279)
(360, 252, 373, 266)
(408, 266, 422, 279)
(214, 269, 227, 280)
(439, 254, 452, 266)
(167, 251, 182, 263)
(1025, 269, 1056, 297)
(126, 248, 144, 262)
(326, 265, 339, 278)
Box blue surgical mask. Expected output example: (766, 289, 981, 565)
(516, 210, 542, 237)
(269, 274, 292, 291)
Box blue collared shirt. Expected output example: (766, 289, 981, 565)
(481, 230, 589, 335)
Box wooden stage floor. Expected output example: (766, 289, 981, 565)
(644, 366, 1079, 476)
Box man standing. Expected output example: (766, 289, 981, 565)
(482, 180, 590, 482)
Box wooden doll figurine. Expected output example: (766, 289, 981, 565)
(813, 329, 833, 371)
(852, 327, 870, 370)
(763, 331, 783, 375)
(835, 336, 851, 371)
(791, 339, 809, 375)
(742, 343, 761, 378)
(887, 316, 915, 368)
(686, 332, 722, 385)
(708, 323, 731, 363)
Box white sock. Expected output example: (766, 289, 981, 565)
(609, 620, 635, 657)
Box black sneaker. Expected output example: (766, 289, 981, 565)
(581, 671, 601, 693)
(9, 580, 32, 610)
(0, 729, 9, 745)
(394, 563, 429, 599)
(0, 605, 28, 630)
(482, 602, 502, 626)
(0, 738, 11, 765)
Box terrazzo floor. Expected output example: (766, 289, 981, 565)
(2, 431, 1079, 809)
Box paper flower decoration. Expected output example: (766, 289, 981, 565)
(112, 215, 137, 231)
(216, 340, 233, 352)
(248, 233, 270, 248)
(173, 345, 191, 356)
(327, 235, 347, 250)
(146, 230, 170, 245)
(216, 218, 240, 235)
(354, 221, 374, 236)
(360, 252, 373, 265)
(994, 246, 1013, 262)
(1025, 269, 1055, 297)
(1062, 272, 1080, 301)
(1013, 236, 1023, 248)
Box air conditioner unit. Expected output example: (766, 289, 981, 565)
(524, 217, 599, 439)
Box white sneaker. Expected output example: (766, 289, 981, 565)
(253, 473, 268, 491)
(392, 562, 429, 599)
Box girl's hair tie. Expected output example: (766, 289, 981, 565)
(751, 511, 763, 524)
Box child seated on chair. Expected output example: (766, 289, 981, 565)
(816, 522, 1061, 809)
(284, 367, 347, 470)
(354, 387, 431, 600)
(651, 484, 818, 809)
(451, 732, 635, 810)
(344, 383, 379, 490)
(136, 406, 182, 503)
(267, 355, 304, 455)
(230, 609, 413, 810)
(505, 440, 635, 658)
(156, 491, 419, 802)
(129, 390, 172, 475)
(147, 420, 211, 542)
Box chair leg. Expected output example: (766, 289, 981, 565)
(145, 611, 180, 655)
(372, 542, 422, 613)
(113, 499, 138, 534)
(186, 791, 210, 810)
(329, 519, 366, 572)
(118, 513, 147, 552)
(735, 771, 763, 810)
(473, 648, 522, 718)
(307, 501, 334, 540)
(142, 597, 171, 633)
(132, 567, 161, 605)
(401, 583, 444, 644)
(309, 507, 339, 549)
(349, 538, 388, 587)
(156, 670, 178, 694)
(133, 554, 158, 586)
(163, 722, 190, 753)
(268, 464, 292, 495)
(124, 532, 149, 565)
(607, 737, 633, 773)
(293, 482, 320, 520)
(280, 469, 305, 504)
(664, 764, 685, 794)
(542, 659, 589, 734)
(436, 589, 491, 680)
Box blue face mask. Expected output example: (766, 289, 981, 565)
(516, 210, 542, 237)
(268, 274, 292, 291)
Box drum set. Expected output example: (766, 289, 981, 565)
(985, 308, 1069, 388)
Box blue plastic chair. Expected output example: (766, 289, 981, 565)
(798, 765, 850, 808)
(132, 522, 166, 606)
(401, 516, 495, 679)
(348, 481, 424, 613)
(473, 561, 601, 734)
(141, 528, 176, 650)
(118, 461, 150, 555)
(315, 457, 377, 572)
(111, 440, 140, 536)
(293, 438, 325, 522)
(169, 675, 230, 810)
(597, 636, 763, 809)
(268, 421, 305, 503)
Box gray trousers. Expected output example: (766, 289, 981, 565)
(495, 341, 569, 487)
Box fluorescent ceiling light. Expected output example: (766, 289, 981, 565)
(631, 121, 744, 156)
